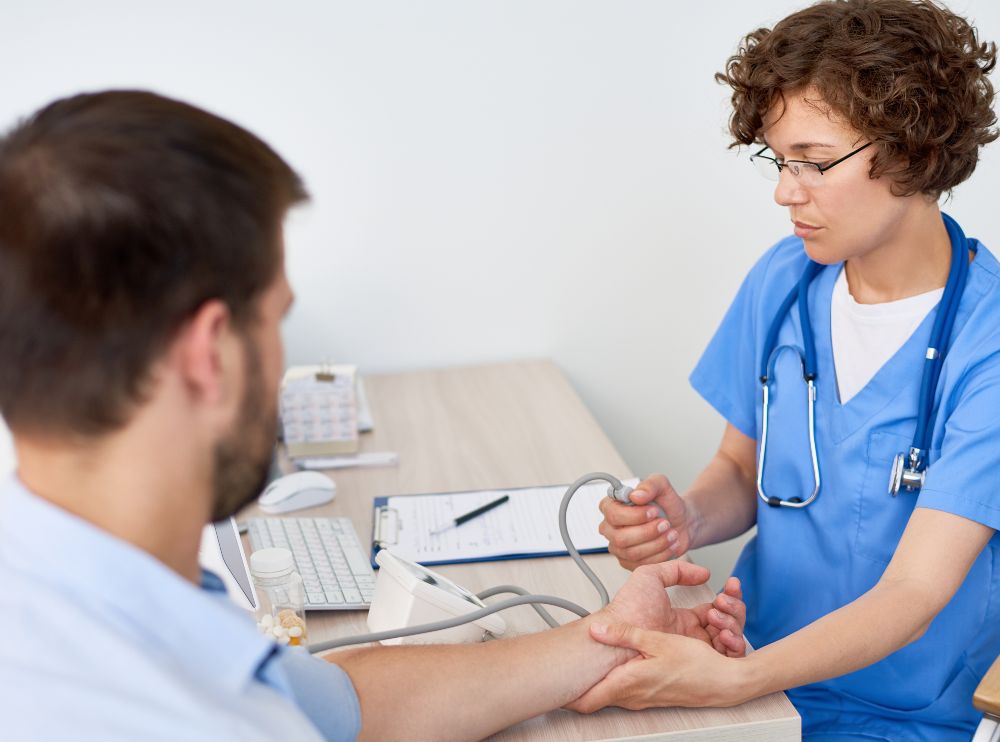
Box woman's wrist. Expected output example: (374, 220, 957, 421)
(681, 493, 706, 550)
(723, 651, 775, 706)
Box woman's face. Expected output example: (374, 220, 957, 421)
(761, 88, 914, 265)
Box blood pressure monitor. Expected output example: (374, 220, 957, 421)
(308, 473, 627, 655)
(367, 550, 507, 644)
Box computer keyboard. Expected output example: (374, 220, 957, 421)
(247, 517, 376, 610)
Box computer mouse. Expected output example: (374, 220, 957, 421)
(258, 471, 336, 514)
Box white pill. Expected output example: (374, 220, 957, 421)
(260, 614, 274, 627)
(272, 626, 288, 639)
(277, 634, 290, 645)
(288, 626, 303, 638)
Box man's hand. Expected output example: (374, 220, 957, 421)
(599, 474, 696, 570)
(596, 563, 746, 657)
(571, 625, 749, 713)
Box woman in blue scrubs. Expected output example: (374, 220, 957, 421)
(578, 1, 1000, 739)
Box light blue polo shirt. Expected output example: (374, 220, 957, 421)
(0, 476, 361, 741)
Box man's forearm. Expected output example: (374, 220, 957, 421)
(329, 613, 630, 741)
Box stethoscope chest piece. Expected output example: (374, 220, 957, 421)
(888, 450, 926, 496)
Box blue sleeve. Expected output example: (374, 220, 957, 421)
(688, 253, 774, 440)
(274, 648, 361, 742)
(919, 351, 1000, 532)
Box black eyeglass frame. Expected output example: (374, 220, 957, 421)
(751, 141, 874, 178)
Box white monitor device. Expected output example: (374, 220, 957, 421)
(368, 549, 506, 644)
(199, 518, 257, 612)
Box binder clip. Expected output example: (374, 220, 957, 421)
(315, 360, 336, 383)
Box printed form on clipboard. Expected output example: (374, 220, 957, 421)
(371, 479, 639, 567)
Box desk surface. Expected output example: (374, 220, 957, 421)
(243, 360, 799, 741)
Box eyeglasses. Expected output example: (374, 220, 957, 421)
(750, 142, 873, 187)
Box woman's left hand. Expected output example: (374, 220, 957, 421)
(568, 624, 751, 712)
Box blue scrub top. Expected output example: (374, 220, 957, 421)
(690, 235, 1000, 741)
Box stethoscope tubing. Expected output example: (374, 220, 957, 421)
(914, 213, 974, 457)
(757, 212, 973, 506)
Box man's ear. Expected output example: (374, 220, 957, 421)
(174, 299, 238, 408)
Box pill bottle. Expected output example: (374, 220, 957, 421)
(250, 547, 308, 647)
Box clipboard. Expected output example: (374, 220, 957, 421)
(370, 479, 636, 567)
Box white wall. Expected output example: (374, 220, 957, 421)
(2, 1, 998, 585)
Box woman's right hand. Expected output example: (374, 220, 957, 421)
(598, 474, 695, 570)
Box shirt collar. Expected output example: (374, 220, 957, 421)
(0, 475, 282, 697)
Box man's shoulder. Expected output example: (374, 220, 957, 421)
(0, 571, 191, 710)
(0, 568, 231, 739)
(0, 562, 329, 741)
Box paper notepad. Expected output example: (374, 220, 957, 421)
(371, 479, 638, 567)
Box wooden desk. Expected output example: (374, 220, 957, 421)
(243, 360, 800, 741)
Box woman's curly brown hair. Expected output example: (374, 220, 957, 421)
(716, 0, 998, 197)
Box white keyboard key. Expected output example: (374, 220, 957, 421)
(342, 547, 372, 576)
(324, 589, 344, 604)
(342, 588, 362, 604)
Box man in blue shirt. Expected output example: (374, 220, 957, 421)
(0, 91, 746, 741)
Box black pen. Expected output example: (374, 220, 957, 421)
(431, 495, 510, 535)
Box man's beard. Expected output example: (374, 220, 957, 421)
(210, 335, 277, 522)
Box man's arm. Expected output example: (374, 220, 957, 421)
(332, 614, 624, 741)
(323, 560, 740, 741)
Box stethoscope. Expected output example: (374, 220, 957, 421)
(757, 212, 975, 508)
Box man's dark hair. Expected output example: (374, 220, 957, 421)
(717, 0, 998, 197)
(0, 90, 308, 436)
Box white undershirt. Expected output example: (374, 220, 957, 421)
(830, 268, 944, 404)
